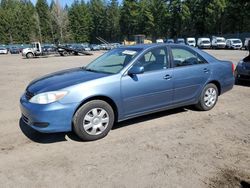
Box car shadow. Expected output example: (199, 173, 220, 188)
(19, 107, 190, 143)
(19, 119, 82, 144)
(235, 81, 250, 87)
(113, 107, 188, 130)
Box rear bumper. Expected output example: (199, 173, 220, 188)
(20, 94, 78, 133)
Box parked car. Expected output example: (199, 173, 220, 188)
(90, 44, 101, 51)
(156, 39, 164, 43)
(197, 38, 211, 49)
(244, 38, 250, 50)
(166, 39, 174, 43)
(176, 38, 185, 45)
(225, 39, 243, 50)
(235, 60, 250, 84)
(186, 37, 196, 47)
(20, 44, 235, 141)
(235, 44, 250, 83)
(9, 46, 20, 54)
(42, 45, 57, 54)
(211, 36, 226, 49)
(0, 47, 8, 54)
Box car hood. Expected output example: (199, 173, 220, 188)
(26, 67, 110, 94)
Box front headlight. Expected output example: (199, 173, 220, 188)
(29, 91, 68, 104)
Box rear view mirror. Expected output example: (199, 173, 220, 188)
(128, 66, 144, 75)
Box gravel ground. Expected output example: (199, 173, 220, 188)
(0, 50, 249, 188)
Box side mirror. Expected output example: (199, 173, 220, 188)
(128, 65, 144, 75)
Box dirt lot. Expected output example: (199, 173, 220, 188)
(0, 50, 249, 188)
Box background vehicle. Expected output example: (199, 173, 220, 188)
(211, 36, 226, 49)
(20, 44, 234, 141)
(244, 38, 250, 50)
(197, 38, 211, 49)
(9, 46, 20, 54)
(225, 39, 242, 49)
(186, 37, 196, 47)
(90, 44, 101, 51)
(166, 39, 174, 43)
(22, 42, 42, 58)
(42, 45, 57, 54)
(176, 38, 185, 44)
(235, 60, 250, 84)
(156, 39, 164, 43)
(0, 47, 8, 54)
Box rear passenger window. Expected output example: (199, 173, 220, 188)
(171, 48, 206, 67)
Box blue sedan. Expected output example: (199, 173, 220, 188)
(20, 44, 235, 141)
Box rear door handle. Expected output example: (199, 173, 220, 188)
(163, 75, 172, 80)
(203, 68, 210, 73)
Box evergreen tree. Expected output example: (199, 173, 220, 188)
(36, 0, 53, 43)
(68, 0, 92, 42)
(89, 0, 106, 42)
(120, 0, 139, 40)
(105, 0, 121, 42)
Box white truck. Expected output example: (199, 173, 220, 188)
(186, 37, 196, 47)
(197, 38, 211, 49)
(22, 42, 42, 58)
(211, 36, 226, 49)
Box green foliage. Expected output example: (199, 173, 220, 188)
(0, 0, 249, 44)
(68, 1, 92, 42)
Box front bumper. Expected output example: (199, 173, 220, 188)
(20, 94, 79, 133)
(236, 67, 250, 81)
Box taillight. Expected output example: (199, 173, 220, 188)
(232, 63, 235, 74)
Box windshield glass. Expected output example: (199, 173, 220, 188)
(202, 40, 210, 44)
(217, 39, 225, 42)
(85, 48, 142, 74)
(232, 40, 241, 44)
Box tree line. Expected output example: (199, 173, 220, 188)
(0, 0, 249, 44)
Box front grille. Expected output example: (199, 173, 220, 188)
(22, 114, 29, 124)
(25, 90, 34, 100)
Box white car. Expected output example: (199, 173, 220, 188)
(186, 37, 196, 47)
(197, 38, 211, 49)
(211, 36, 226, 49)
(0, 47, 8, 54)
(226, 39, 242, 49)
(156, 39, 164, 43)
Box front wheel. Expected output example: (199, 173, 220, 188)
(73, 100, 115, 141)
(26, 52, 34, 59)
(195, 83, 218, 111)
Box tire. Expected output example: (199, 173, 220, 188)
(73, 100, 115, 141)
(195, 83, 218, 111)
(26, 52, 34, 59)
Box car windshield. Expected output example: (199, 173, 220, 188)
(188, 40, 195, 43)
(202, 40, 210, 44)
(217, 39, 225, 42)
(85, 48, 142, 74)
(232, 40, 241, 44)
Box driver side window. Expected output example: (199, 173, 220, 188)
(135, 47, 168, 72)
(172, 48, 206, 67)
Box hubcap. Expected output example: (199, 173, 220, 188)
(204, 88, 217, 107)
(83, 108, 109, 135)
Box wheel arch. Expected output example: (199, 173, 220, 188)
(208, 80, 221, 95)
(72, 95, 119, 125)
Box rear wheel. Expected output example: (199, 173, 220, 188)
(195, 83, 218, 111)
(73, 100, 115, 141)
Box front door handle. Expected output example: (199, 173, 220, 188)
(204, 68, 210, 73)
(164, 75, 172, 80)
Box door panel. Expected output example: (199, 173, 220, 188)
(170, 47, 211, 104)
(121, 69, 173, 116)
(121, 46, 174, 117)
